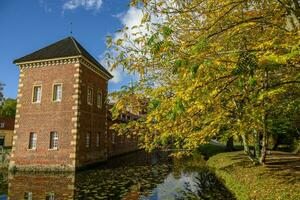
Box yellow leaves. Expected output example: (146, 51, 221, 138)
(141, 13, 150, 24)
(106, 0, 300, 154)
(210, 89, 218, 97)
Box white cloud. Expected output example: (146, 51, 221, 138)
(109, 68, 123, 84)
(113, 6, 161, 42)
(63, 0, 103, 11)
(39, 0, 52, 13)
(99, 52, 124, 84)
(102, 4, 165, 85)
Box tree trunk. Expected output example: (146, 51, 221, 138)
(242, 134, 250, 153)
(293, 139, 300, 154)
(253, 129, 261, 159)
(226, 137, 235, 151)
(241, 134, 257, 163)
(260, 67, 269, 165)
(259, 113, 268, 164)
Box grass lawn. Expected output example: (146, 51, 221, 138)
(207, 151, 300, 200)
(197, 141, 243, 160)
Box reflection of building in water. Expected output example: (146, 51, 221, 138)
(8, 172, 75, 200)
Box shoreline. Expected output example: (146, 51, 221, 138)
(207, 151, 300, 200)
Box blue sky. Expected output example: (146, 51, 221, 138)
(0, 0, 140, 99)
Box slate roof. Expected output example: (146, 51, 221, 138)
(13, 36, 112, 79)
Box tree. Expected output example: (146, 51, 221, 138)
(0, 82, 4, 105)
(0, 98, 17, 118)
(107, 0, 300, 164)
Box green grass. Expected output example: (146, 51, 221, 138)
(207, 151, 300, 200)
(197, 142, 243, 160)
(197, 143, 227, 160)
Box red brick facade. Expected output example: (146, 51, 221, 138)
(0, 117, 15, 130)
(9, 37, 138, 171)
(10, 63, 77, 170)
(107, 113, 139, 157)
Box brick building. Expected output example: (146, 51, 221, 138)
(107, 109, 139, 157)
(0, 117, 14, 147)
(9, 37, 115, 171)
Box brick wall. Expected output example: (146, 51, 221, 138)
(10, 63, 77, 170)
(107, 118, 139, 157)
(76, 63, 108, 167)
(10, 58, 138, 171)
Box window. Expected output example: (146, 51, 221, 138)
(28, 132, 37, 150)
(86, 132, 91, 148)
(0, 123, 4, 128)
(49, 132, 58, 150)
(53, 84, 62, 102)
(32, 86, 42, 103)
(46, 192, 55, 200)
(112, 133, 116, 144)
(87, 87, 93, 105)
(0, 136, 4, 146)
(97, 91, 102, 109)
(24, 192, 33, 200)
(96, 132, 100, 147)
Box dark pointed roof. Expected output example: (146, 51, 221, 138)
(13, 37, 112, 79)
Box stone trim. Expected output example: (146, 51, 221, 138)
(79, 57, 112, 80)
(69, 63, 82, 170)
(15, 56, 112, 81)
(16, 56, 80, 68)
(9, 70, 24, 170)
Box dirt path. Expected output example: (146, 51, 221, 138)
(265, 151, 300, 184)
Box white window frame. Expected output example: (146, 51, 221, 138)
(112, 133, 116, 144)
(49, 131, 58, 150)
(32, 85, 42, 103)
(24, 191, 33, 200)
(53, 83, 62, 102)
(86, 132, 91, 148)
(28, 132, 37, 150)
(96, 132, 100, 147)
(97, 91, 102, 109)
(87, 87, 93, 105)
(46, 192, 55, 200)
(0, 123, 4, 128)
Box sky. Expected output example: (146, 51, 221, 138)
(0, 0, 142, 99)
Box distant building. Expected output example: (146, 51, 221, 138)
(0, 117, 14, 147)
(107, 107, 139, 157)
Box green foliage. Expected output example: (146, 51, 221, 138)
(0, 98, 16, 118)
(0, 82, 4, 105)
(107, 0, 300, 158)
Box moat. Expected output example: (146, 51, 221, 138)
(0, 151, 235, 199)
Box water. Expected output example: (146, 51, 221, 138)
(0, 151, 235, 199)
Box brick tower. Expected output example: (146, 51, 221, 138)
(9, 37, 113, 171)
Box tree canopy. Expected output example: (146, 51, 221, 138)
(0, 82, 4, 105)
(106, 0, 300, 163)
(0, 98, 16, 118)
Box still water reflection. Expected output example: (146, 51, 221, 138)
(1, 151, 235, 199)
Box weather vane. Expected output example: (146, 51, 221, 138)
(70, 22, 73, 35)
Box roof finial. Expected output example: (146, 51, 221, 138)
(70, 22, 73, 35)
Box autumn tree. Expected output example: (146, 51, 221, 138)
(0, 82, 4, 105)
(0, 98, 17, 118)
(107, 0, 300, 164)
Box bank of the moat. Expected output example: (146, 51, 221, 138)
(0, 151, 235, 199)
(207, 151, 300, 200)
